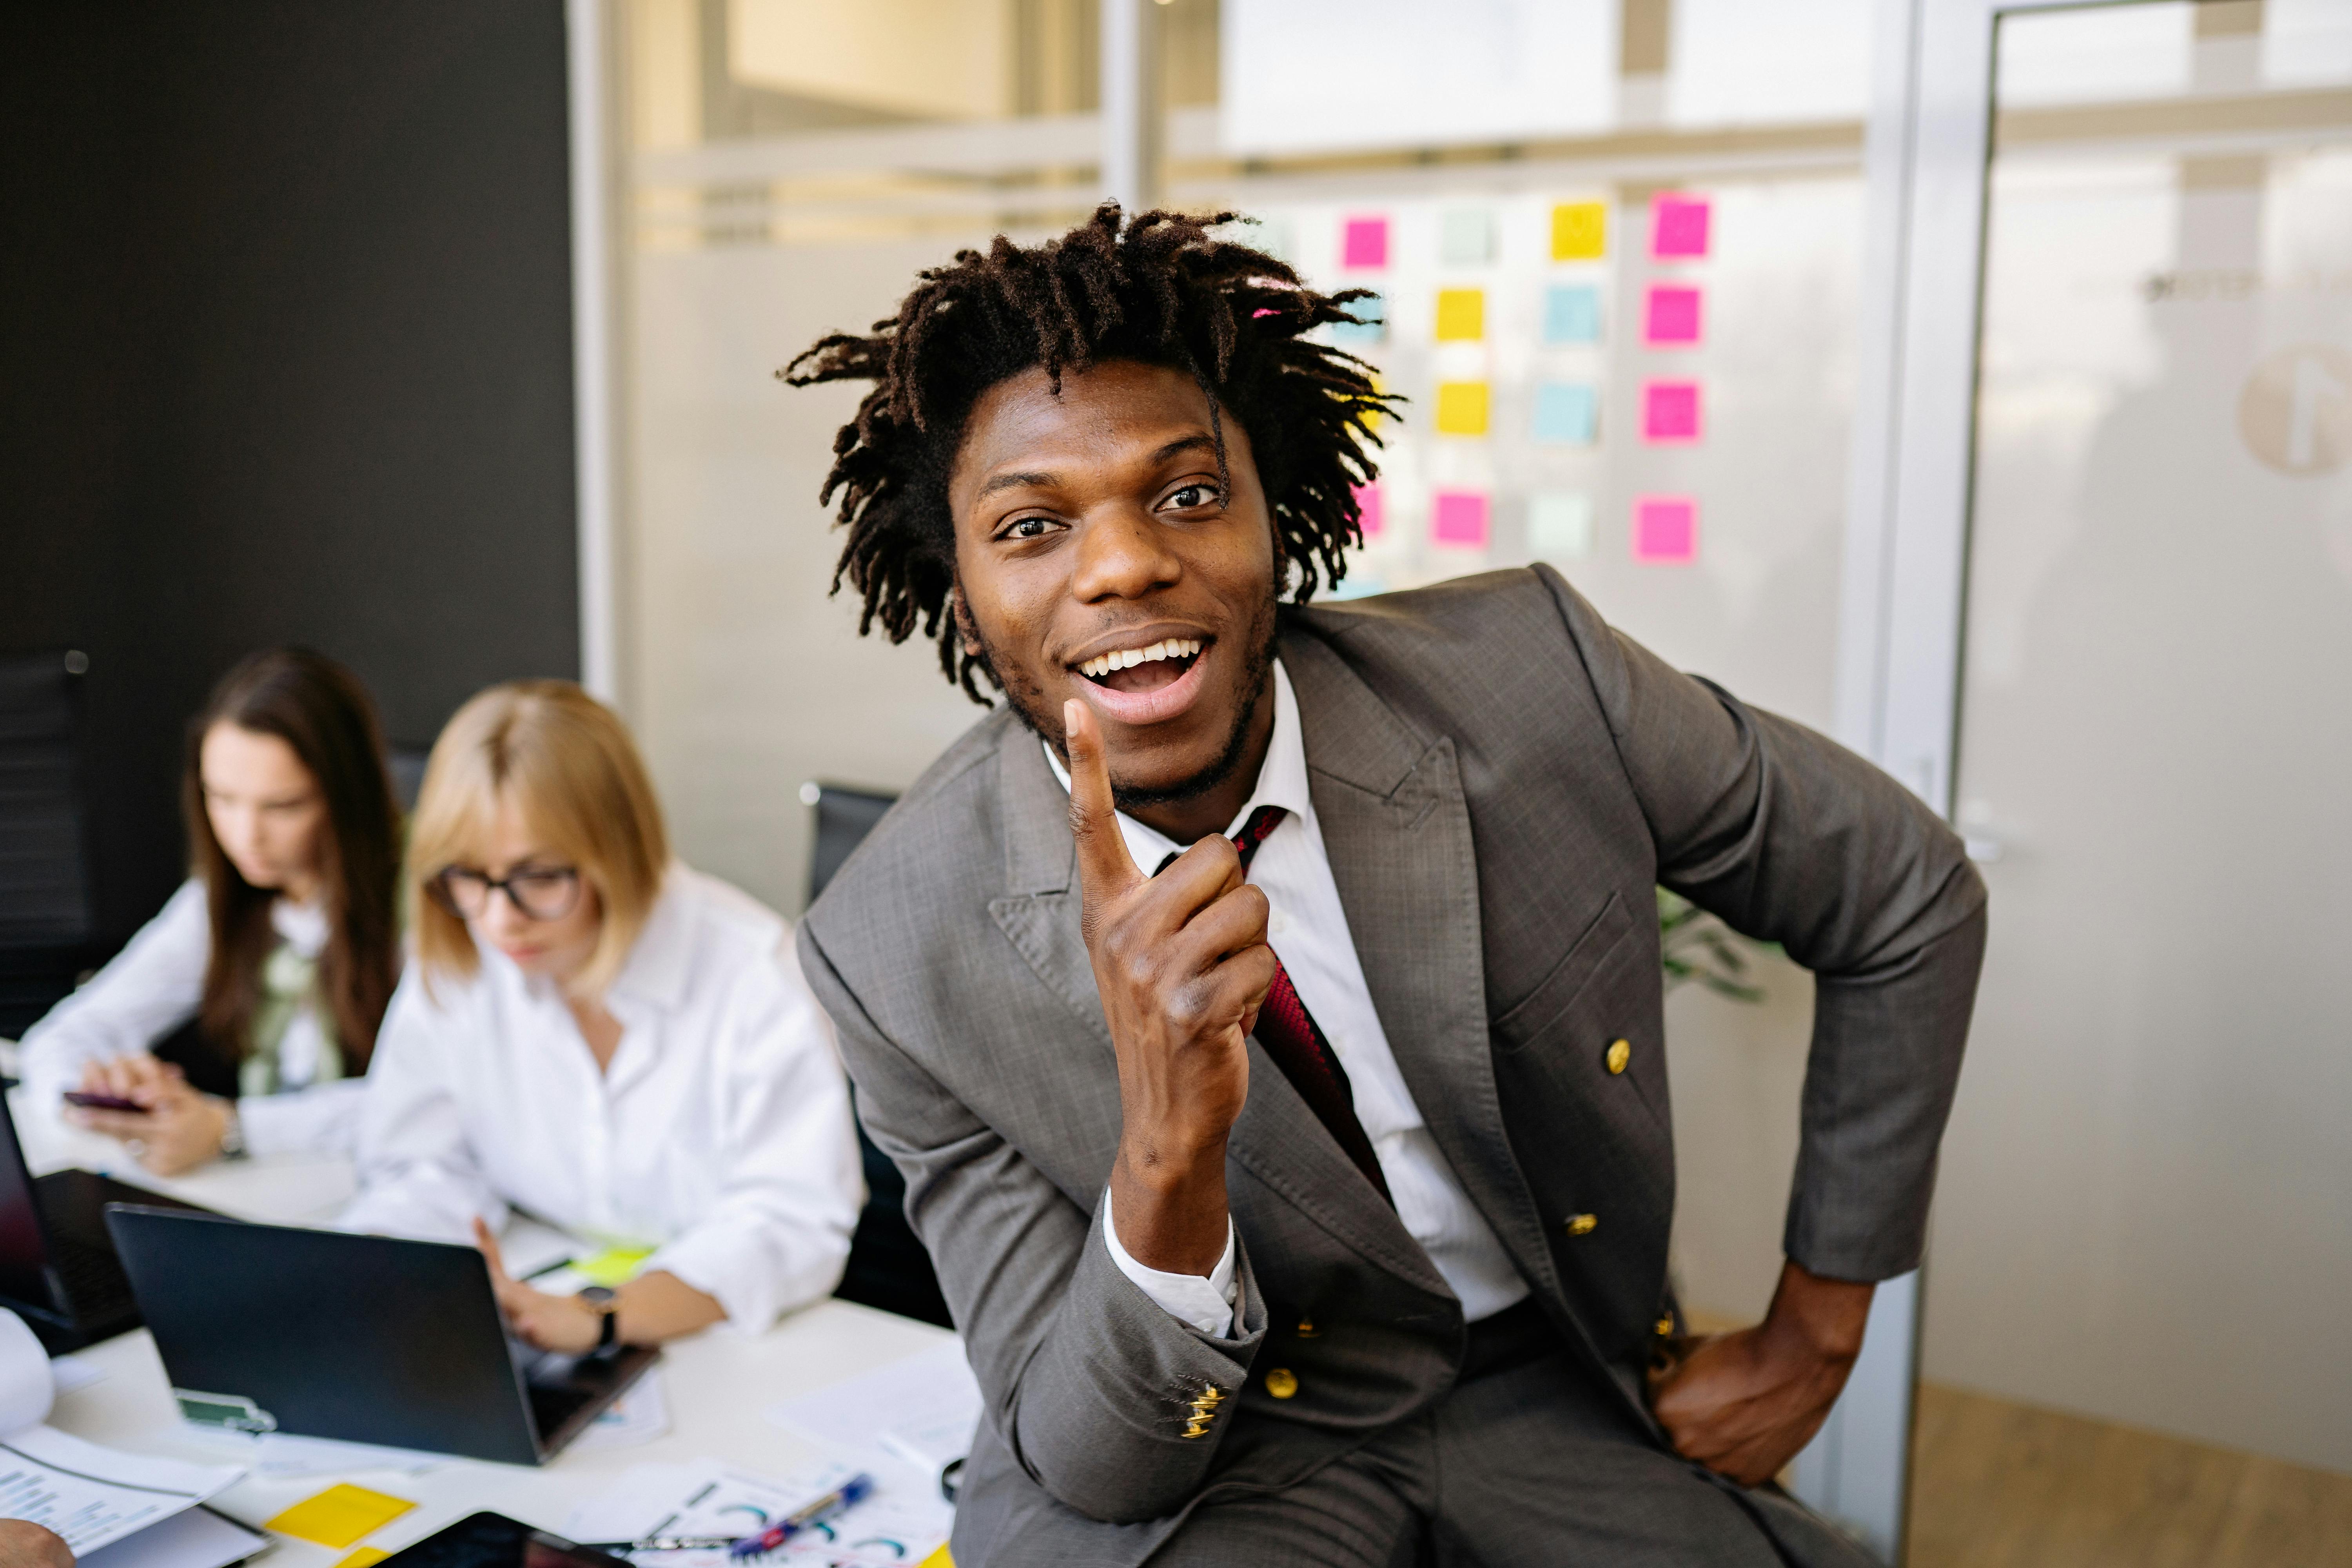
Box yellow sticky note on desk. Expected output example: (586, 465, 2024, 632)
(575, 1243, 655, 1287)
(915, 1547, 955, 1568)
(266, 1484, 417, 1548)
(336, 1550, 391, 1568)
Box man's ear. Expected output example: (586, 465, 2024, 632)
(951, 586, 984, 657)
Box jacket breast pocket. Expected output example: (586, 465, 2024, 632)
(1490, 890, 1638, 1054)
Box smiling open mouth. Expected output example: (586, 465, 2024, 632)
(1077, 637, 1204, 694)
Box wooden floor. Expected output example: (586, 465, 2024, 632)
(1906, 1382, 2352, 1568)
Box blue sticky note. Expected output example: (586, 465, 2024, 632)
(1533, 383, 1599, 445)
(1543, 285, 1602, 345)
(1330, 289, 1386, 345)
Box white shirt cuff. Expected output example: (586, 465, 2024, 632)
(1102, 1192, 1238, 1338)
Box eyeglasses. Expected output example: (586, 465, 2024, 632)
(430, 864, 583, 923)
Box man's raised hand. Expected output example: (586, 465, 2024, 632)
(1066, 699, 1274, 1277)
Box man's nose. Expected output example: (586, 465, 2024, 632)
(1071, 506, 1181, 603)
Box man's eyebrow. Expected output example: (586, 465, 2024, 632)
(972, 435, 1214, 501)
(1152, 434, 1218, 464)
(975, 468, 1060, 500)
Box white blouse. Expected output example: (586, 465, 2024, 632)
(17, 881, 365, 1156)
(339, 866, 864, 1332)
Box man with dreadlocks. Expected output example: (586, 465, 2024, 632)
(788, 206, 1984, 1566)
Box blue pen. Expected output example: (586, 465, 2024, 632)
(727, 1474, 876, 1558)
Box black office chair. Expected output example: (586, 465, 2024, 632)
(806, 782, 953, 1329)
(0, 651, 99, 1038)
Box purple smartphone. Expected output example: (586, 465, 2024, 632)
(62, 1090, 146, 1113)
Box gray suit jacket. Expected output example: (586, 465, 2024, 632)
(799, 567, 1986, 1565)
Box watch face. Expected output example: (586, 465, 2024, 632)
(579, 1286, 617, 1307)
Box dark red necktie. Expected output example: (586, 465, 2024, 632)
(1158, 806, 1393, 1205)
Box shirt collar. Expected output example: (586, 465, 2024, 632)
(270, 897, 329, 958)
(1044, 659, 1312, 870)
(604, 865, 693, 1013)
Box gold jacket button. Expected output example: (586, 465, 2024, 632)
(1656, 1316, 1676, 1337)
(1296, 1318, 1319, 1339)
(1605, 1039, 1631, 1074)
(1566, 1212, 1599, 1236)
(1263, 1368, 1299, 1399)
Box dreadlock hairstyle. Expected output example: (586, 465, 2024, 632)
(781, 203, 1398, 703)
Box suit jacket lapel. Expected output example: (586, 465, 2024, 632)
(1283, 632, 1568, 1307)
(987, 726, 1110, 1051)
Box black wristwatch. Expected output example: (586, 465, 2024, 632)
(579, 1286, 619, 1353)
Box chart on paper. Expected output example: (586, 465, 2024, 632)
(0, 1428, 243, 1555)
(568, 1460, 951, 1568)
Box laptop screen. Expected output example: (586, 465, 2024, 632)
(0, 1104, 58, 1309)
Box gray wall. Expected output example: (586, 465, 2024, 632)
(0, 1, 580, 961)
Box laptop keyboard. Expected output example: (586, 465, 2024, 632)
(47, 1230, 132, 1318)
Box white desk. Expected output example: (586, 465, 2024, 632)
(12, 1097, 953, 1566)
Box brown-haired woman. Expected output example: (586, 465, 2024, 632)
(21, 648, 403, 1175)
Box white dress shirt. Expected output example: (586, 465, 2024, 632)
(19, 880, 365, 1155)
(1050, 662, 1529, 1337)
(339, 865, 864, 1332)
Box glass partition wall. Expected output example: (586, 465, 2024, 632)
(1904, 2, 2352, 1558)
(612, 0, 1901, 1551)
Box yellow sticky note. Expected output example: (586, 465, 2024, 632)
(916, 1547, 955, 1568)
(266, 1485, 417, 1549)
(336, 1551, 390, 1568)
(1364, 371, 1386, 431)
(1433, 287, 1485, 342)
(1434, 381, 1490, 436)
(575, 1244, 655, 1287)
(1551, 201, 1607, 260)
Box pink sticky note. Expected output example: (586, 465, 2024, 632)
(1432, 489, 1490, 548)
(1341, 216, 1389, 270)
(1651, 194, 1711, 260)
(1632, 496, 1698, 564)
(1353, 483, 1383, 539)
(1644, 285, 1702, 346)
(1642, 381, 1702, 443)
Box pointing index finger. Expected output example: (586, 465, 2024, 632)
(1064, 699, 1145, 916)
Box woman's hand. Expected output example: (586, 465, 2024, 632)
(474, 1219, 605, 1353)
(64, 1058, 229, 1176)
(473, 1220, 729, 1351)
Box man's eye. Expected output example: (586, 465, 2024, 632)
(1166, 484, 1221, 510)
(1004, 516, 1059, 539)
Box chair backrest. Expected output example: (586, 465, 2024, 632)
(0, 652, 98, 1038)
(807, 782, 897, 904)
(0, 652, 95, 949)
(802, 783, 952, 1328)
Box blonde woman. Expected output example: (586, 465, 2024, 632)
(340, 681, 861, 1350)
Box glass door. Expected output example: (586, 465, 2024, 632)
(1881, 0, 2352, 1558)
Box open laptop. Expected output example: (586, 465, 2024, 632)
(105, 1206, 657, 1465)
(0, 1098, 214, 1351)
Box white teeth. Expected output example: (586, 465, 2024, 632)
(1079, 639, 1202, 679)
